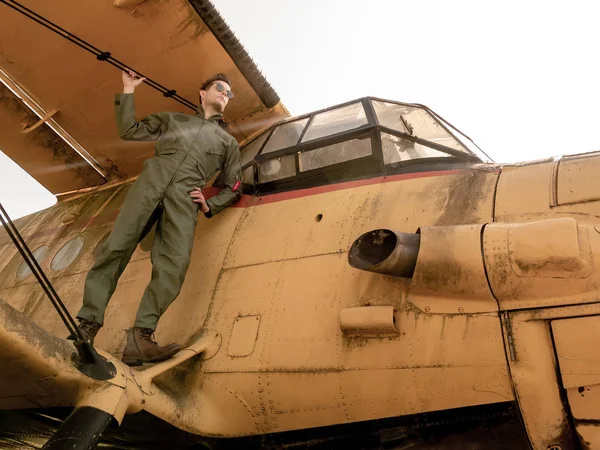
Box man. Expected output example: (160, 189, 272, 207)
(71, 70, 242, 366)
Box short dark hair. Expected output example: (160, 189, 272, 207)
(200, 73, 231, 92)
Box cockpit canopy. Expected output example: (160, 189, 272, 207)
(239, 97, 491, 193)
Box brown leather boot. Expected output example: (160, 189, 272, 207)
(121, 327, 181, 366)
(67, 319, 101, 346)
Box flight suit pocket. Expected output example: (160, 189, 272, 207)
(155, 130, 181, 156)
(206, 147, 226, 160)
(198, 147, 225, 179)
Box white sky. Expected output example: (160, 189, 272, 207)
(0, 151, 57, 220)
(2, 0, 600, 219)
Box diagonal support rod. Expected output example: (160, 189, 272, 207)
(0, 203, 115, 378)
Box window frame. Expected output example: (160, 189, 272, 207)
(240, 96, 485, 193)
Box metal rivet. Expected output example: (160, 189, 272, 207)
(425, 306, 430, 313)
(458, 307, 464, 313)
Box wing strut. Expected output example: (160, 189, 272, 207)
(0, 202, 115, 380)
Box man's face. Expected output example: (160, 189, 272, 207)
(200, 81, 233, 113)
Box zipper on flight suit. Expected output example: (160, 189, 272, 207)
(159, 119, 207, 202)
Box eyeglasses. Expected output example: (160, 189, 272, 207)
(214, 82, 234, 99)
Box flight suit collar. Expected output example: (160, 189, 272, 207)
(195, 104, 223, 123)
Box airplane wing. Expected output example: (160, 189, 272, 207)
(0, 0, 289, 195)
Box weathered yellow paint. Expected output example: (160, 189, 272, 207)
(225, 170, 497, 269)
(553, 314, 600, 448)
(408, 224, 498, 314)
(6, 124, 600, 447)
(577, 425, 600, 450)
(504, 315, 569, 450)
(553, 316, 600, 389)
(0, 168, 509, 437)
(495, 159, 600, 222)
(484, 219, 600, 310)
(500, 304, 600, 450)
(557, 152, 600, 206)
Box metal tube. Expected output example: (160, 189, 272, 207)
(348, 229, 421, 278)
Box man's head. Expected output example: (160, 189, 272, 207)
(199, 73, 233, 114)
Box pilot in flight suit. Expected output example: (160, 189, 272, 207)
(73, 71, 242, 366)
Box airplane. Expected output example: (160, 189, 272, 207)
(1, 1, 600, 449)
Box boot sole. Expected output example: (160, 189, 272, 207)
(121, 347, 181, 367)
(121, 357, 144, 367)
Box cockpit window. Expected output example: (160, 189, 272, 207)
(240, 96, 485, 193)
(373, 100, 469, 154)
(259, 154, 296, 183)
(240, 132, 269, 167)
(262, 118, 309, 155)
(299, 137, 372, 172)
(381, 133, 450, 165)
(301, 103, 368, 142)
(372, 101, 411, 133)
(400, 108, 469, 153)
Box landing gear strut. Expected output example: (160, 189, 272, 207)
(41, 407, 114, 450)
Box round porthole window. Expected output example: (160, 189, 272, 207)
(16, 245, 50, 280)
(93, 233, 110, 261)
(51, 235, 86, 271)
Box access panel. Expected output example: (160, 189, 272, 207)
(552, 315, 600, 448)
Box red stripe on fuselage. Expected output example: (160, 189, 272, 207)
(246, 169, 467, 206)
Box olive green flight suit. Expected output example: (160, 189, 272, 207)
(77, 93, 242, 330)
